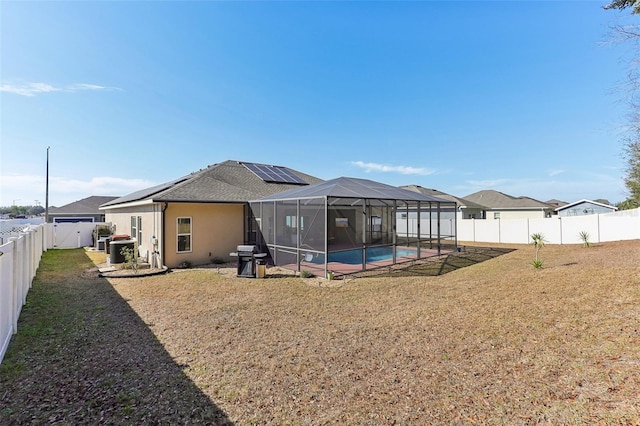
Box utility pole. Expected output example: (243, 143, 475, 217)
(45, 146, 50, 223)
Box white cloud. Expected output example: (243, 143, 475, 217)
(351, 161, 436, 176)
(68, 83, 108, 90)
(0, 174, 154, 207)
(0, 82, 122, 97)
(0, 82, 61, 96)
(51, 176, 153, 194)
(547, 169, 564, 177)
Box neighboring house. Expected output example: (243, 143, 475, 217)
(545, 199, 569, 210)
(401, 185, 487, 219)
(463, 190, 554, 220)
(100, 160, 322, 268)
(555, 199, 618, 217)
(47, 196, 119, 223)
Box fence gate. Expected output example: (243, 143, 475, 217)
(53, 223, 82, 248)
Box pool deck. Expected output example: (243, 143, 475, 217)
(284, 247, 453, 278)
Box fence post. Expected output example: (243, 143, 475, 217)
(472, 218, 476, 242)
(26, 230, 34, 287)
(559, 217, 562, 245)
(19, 234, 28, 306)
(8, 237, 18, 334)
(44, 222, 50, 251)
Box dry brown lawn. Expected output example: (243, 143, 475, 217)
(115, 240, 640, 424)
(2, 240, 640, 424)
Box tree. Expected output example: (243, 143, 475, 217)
(617, 198, 639, 209)
(606, 2, 640, 206)
(604, 0, 640, 13)
(28, 205, 45, 216)
(623, 136, 640, 201)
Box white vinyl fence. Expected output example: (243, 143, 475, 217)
(0, 218, 45, 245)
(0, 224, 45, 364)
(46, 222, 108, 249)
(458, 208, 640, 244)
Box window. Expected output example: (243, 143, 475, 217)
(177, 217, 192, 252)
(285, 215, 297, 229)
(335, 217, 349, 227)
(131, 216, 142, 242)
(285, 215, 304, 230)
(131, 216, 137, 240)
(493, 212, 501, 220)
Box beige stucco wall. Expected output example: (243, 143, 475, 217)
(104, 204, 163, 265)
(164, 203, 244, 268)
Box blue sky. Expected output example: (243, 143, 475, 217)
(0, 1, 635, 207)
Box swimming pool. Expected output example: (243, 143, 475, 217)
(327, 246, 416, 265)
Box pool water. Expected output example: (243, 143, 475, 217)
(328, 246, 416, 265)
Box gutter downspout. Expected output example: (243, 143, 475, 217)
(161, 202, 169, 267)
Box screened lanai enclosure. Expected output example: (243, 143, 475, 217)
(248, 177, 457, 278)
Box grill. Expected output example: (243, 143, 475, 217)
(229, 245, 267, 278)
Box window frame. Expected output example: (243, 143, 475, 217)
(131, 216, 137, 240)
(177, 217, 192, 253)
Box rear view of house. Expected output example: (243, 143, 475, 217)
(555, 199, 618, 217)
(464, 190, 554, 220)
(401, 185, 486, 219)
(48, 196, 119, 223)
(100, 160, 321, 268)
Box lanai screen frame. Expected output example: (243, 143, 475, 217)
(248, 194, 457, 278)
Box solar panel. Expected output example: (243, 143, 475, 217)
(242, 162, 308, 185)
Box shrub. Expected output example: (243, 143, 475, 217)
(120, 246, 138, 273)
(178, 261, 192, 269)
(579, 231, 591, 248)
(300, 270, 314, 278)
(532, 259, 544, 269)
(210, 257, 225, 265)
(95, 225, 112, 238)
(530, 233, 546, 269)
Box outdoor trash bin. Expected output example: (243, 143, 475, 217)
(256, 259, 266, 278)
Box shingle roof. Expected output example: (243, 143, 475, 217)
(546, 198, 569, 208)
(401, 185, 486, 209)
(256, 177, 453, 203)
(101, 160, 322, 208)
(463, 190, 552, 209)
(554, 199, 617, 212)
(49, 196, 119, 215)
